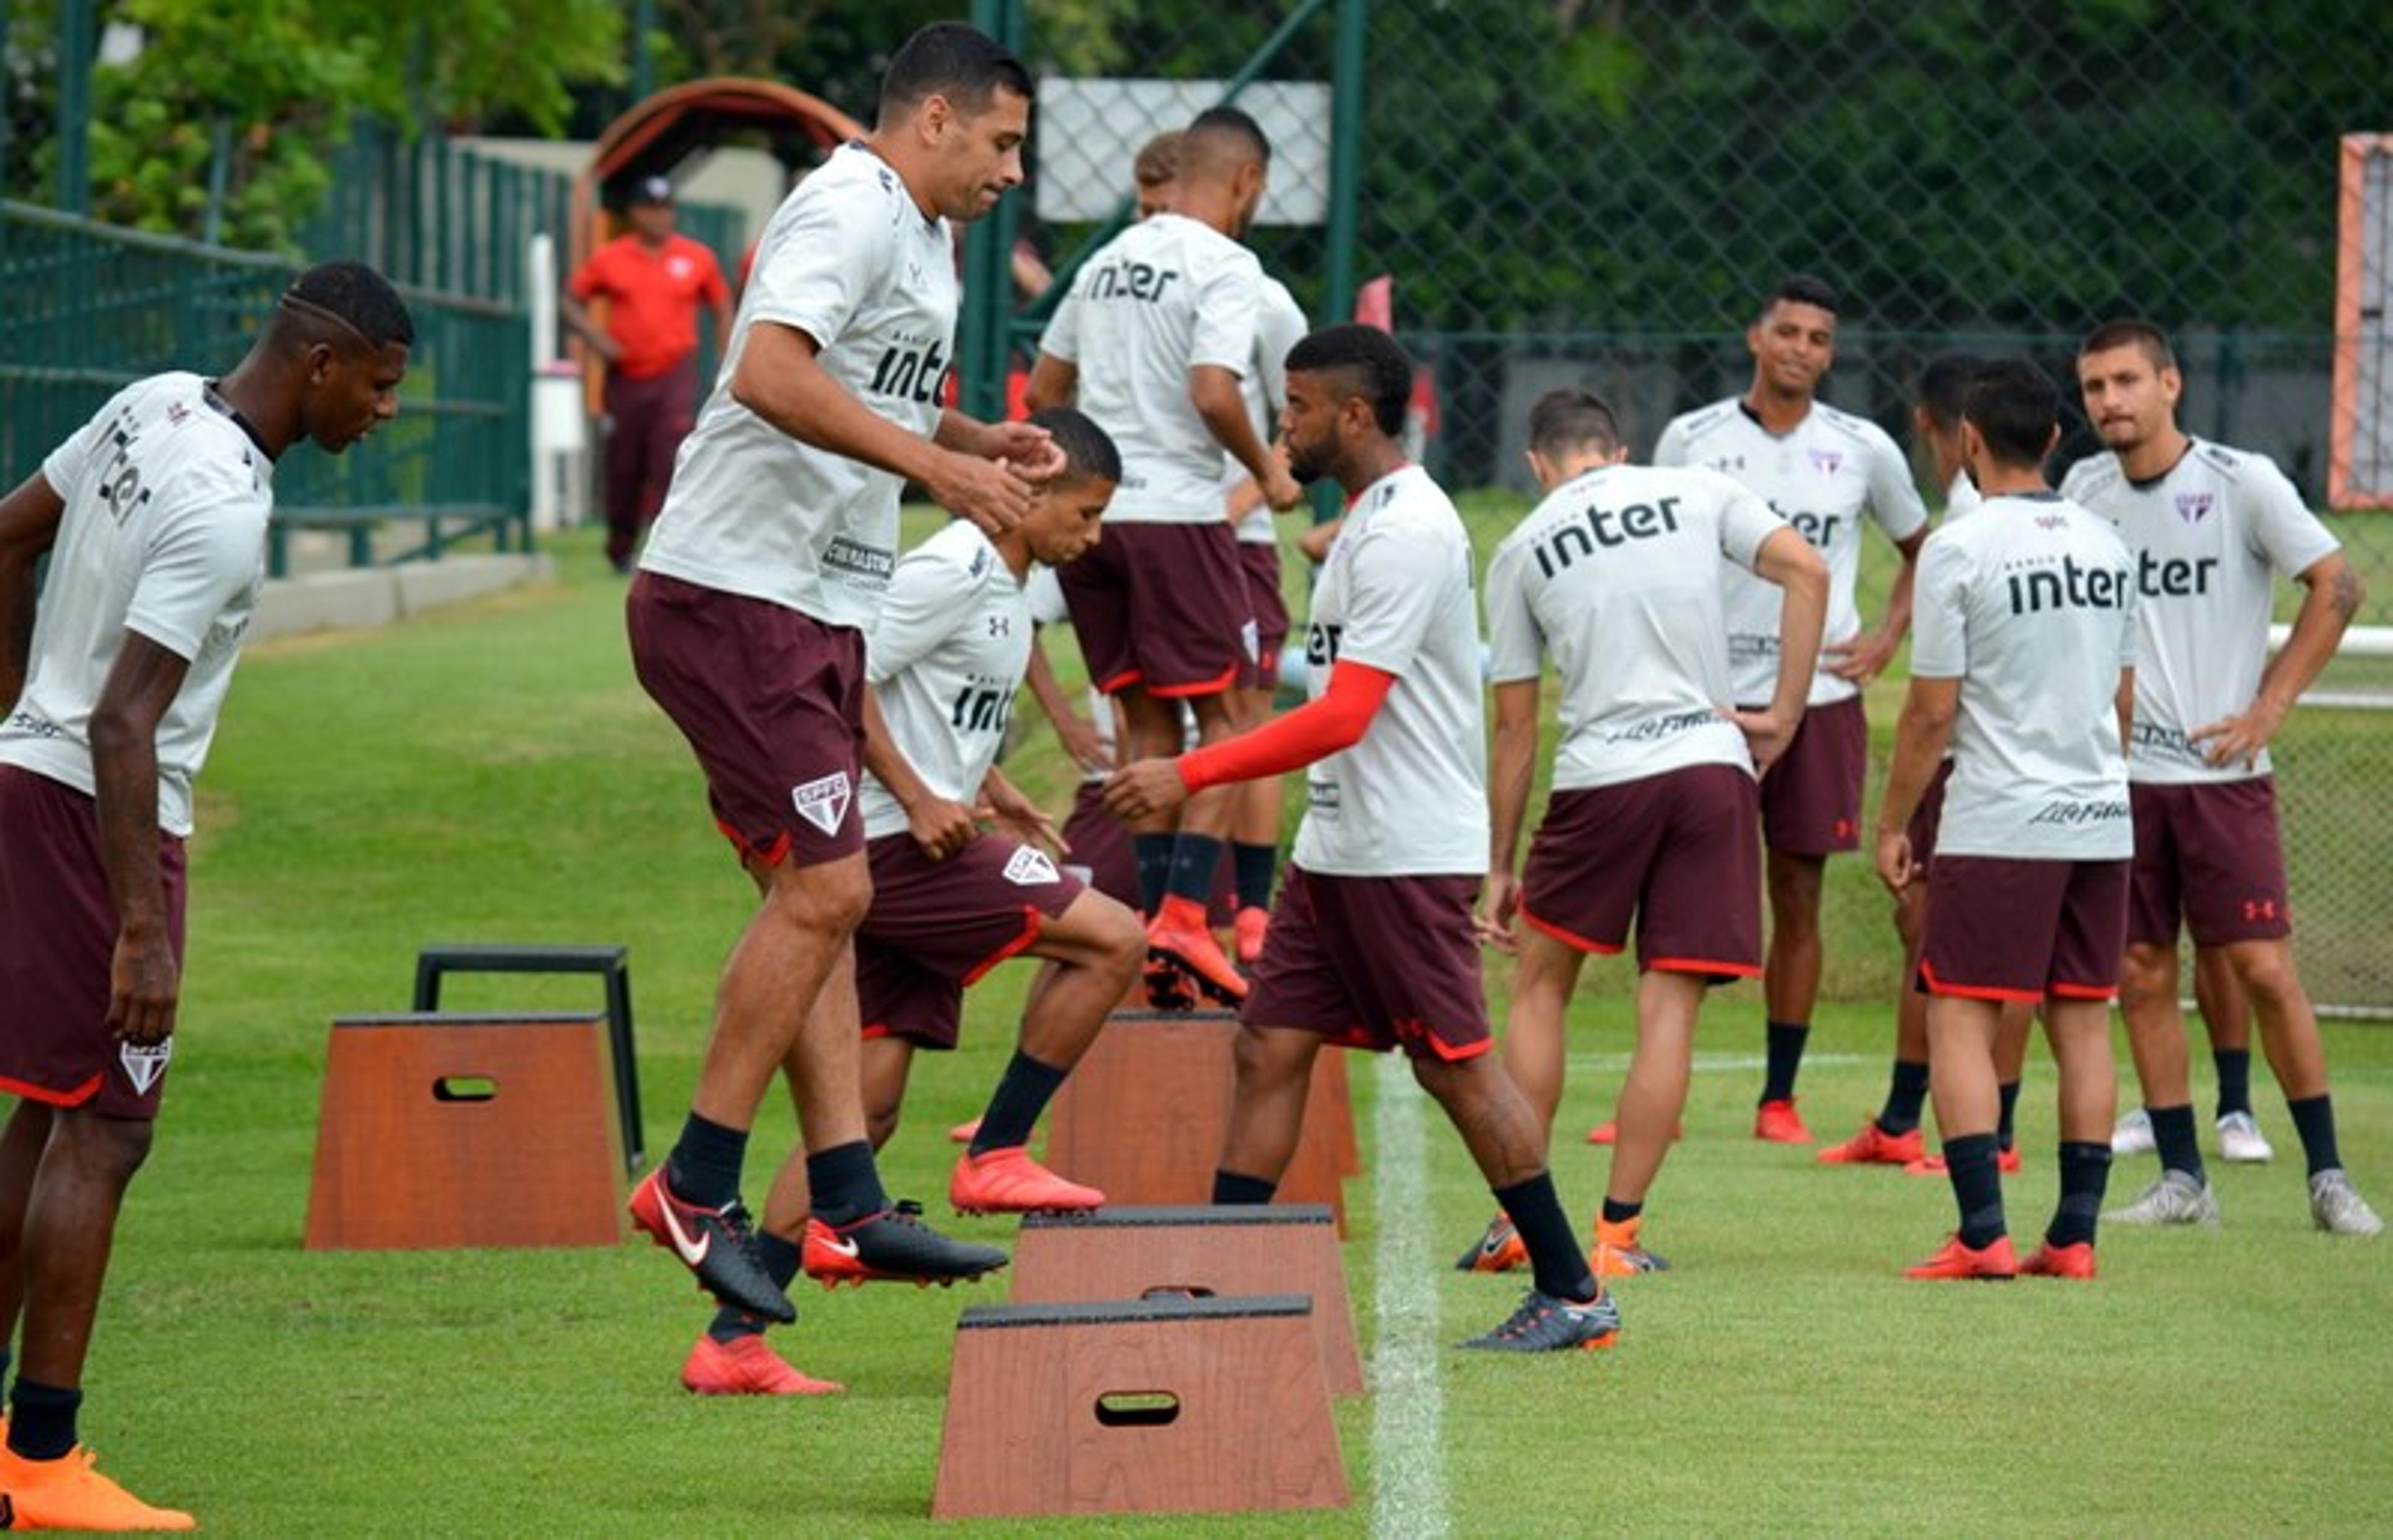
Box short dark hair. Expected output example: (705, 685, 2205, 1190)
(1134, 130, 1183, 188)
(1962, 359, 2061, 468)
(1028, 406, 1122, 485)
(1917, 351, 1985, 429)
(879, 22, 1031, 122)
(1180, 105, 1272, 178)
(1760, 273, 1838, 323)
(1286, 324, 1411, 438)
(2078, 318, 2176, 373)
(1527, 389, 1622, 460)
(280, 260, 414, 351)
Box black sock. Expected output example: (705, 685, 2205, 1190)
(1997, 1081, 2022, 1153)
(666, 1111, 748, 1209)
(1212, 1169, 1277, 1205)
(970, 1050, 1069, 1155)
(2148, 1103, 2205, 1183)
(1494, 1172, 1597, 1303)
(1233, 842, 1278, 911)
(2286, 1094, 2343, 1177)
(707, 1230, 803, 1343)
(1942, 1133, 2008, 1250)
(1760, 1020, 1808, 1104)
(1165, 834, 1226, 907)
(6, 1376, 82, 1462)
(2213, 1048, 2253, 1120)
(2047, 1141, 2113, 1249)
(1876, 1060, 1930, 1136)
(1599, 1196, 1642, 1227)
(1133, 833, 1175, 915)
(805, 1140, 889, 1229)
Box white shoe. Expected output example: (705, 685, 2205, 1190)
(2111, 1106, 2156, 1156)
(2104, 1170, 2220, 1227)
(2215, 1110, 2274, 1164)
(2309, 1170, 2384, 1237)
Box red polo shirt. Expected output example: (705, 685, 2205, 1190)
(567, 234, 728, 381)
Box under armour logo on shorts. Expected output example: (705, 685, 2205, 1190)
(792, 772, 853, 837)
(118, 1039, 173, 1096)
(1003, 847, 1061, 886)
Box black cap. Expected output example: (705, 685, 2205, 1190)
(629, 174, 675, 206)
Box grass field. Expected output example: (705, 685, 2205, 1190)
(76, 523, 2393, 1534)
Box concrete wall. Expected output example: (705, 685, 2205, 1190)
(252, 554, 552, 644)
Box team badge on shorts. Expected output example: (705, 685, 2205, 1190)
(118, 1039, 173, 1096)
(1003, 847, 1061, 886)
(1241, 619, 1260, 664)
(792, 772, 853, 837)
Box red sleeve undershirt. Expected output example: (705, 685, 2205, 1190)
(1177, 661, 1397, 793)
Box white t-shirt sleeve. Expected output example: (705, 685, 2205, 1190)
(1652, 416, 1691, 468)
(746, 189, 890, 351)
(1256, 283, 1307, 413)
(40, 409, 107, 497)
(1864, 427, 1931, 542)
(1334, 521, 1448, 678)
(1037, 270, 1083, 366)
(1482, 541, 1543, 685)
(1187, 250, 1263, 376)
(125, 475, 265, 661)
(2242, 458, 2341, 579)
(1908, 533, 1970, 681)
(865, 543, 976, 686)
(1025, 564, 1071, 627)
(1716, 480, 1788, 573)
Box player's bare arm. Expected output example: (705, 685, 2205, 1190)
(975, 764, 1067, 856)
(936, 408, 1064, 483)
(1873, 675, 1959, 894)
(2192, 550, 2362, 770)
(861, 685, 976, 860)
(1021, 352, 1077, 414)
(88, 630, 195, 1047)
(1023, 632, 1111, 771)
(1477, 678, 1542, 952)
(1825, 526, 1926, 682)
(556, 293, 624, 364)
(1727, 526, 1830, 768)
(0, 472, 68, 705)
(732, 320, 1035, 533)
(1192, 364, 1301, 510)
(2115, 667, 2136, 758)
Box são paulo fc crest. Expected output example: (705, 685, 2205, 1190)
(2174, 492, 2214, 526)
(118, 1038, 173, 1096)
(792, 772, 853, 837)
(1002, 846, 1061, 886)
(1807, 449, 1843, 477)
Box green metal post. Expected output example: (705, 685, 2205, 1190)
(55, 0, 95, 214)
(1322, 0, 1367, 330)
(632, 0, 657, 102)
(958, 0, 1026, 424)
(1, 0, 12, 197)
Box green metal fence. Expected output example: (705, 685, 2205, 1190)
(2, 200, 532, 576)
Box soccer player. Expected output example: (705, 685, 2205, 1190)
(1026, 105, 1304, 1009)
(624, 22, 1056, 1326)
(1876, 359, 2136, 1281)
(2113, 951, 2273, 1162)
(1108, 325, 1620, 1352)
(683, 411, 1144, 1395)
(560, 173, 733, 573)
(1132, 128, 1182, 220)
(0, 263, 412, 1528)
(1819, 351, 2033, 1174)
(1653, 275, 1930, 1142)
(2063, 320, 2380, 1235)
(1463, 389, 1827, 1280)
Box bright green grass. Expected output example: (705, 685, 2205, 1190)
(84, 525, 2393, 1534)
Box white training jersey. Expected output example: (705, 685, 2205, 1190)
(1, 373, 272, 837)
(857, 520, 1031, 840)
(1655, 397, 1929, 707)
(1038, 212, 1263, 523)
(2060, 440, 2340, 787)
(1944, 467, 1984, 523)
(1292, 465, 1488, 877)
(1910, 493, 2137, 860)
(1027, 564, 1115, 787)
(1485, 463, 1789, 791)
(639, 144, 957, 627)
(1230, 277, 1309, 544)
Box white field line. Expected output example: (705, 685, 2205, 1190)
(1369, 1052, 1450, 1540)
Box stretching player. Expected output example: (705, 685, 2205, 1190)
(684, 410, 1142, 1394)
(1879, 360, 2134, 1281)
(1462, 389, 1825, 1279)
(1109, 326, 1620, 1352)
(2064, 320, 2379, 1235)
(1652, 275, 1930, 1142)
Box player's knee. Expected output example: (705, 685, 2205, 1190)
(2230, 947, 2305, 1014)
(57, 1111, 154, 1188)
(1230, 1024, 1303, 1093)
(2118, 944, 2177, 1005)
(770, 854, 872, 936)
(1092, 900, 1147, 982)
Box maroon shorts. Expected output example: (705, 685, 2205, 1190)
(1239, 541, 1289, 690)
(1756, 695, 1866, 855)
(1906, 759, 1957, 873)
(1920, 855, 2130, 1003)
(2128, 779, 2292, 948)
(1059, 521, 1253, 698)
(1518, 764, 1762, 981)
(0, 766, 186, 1119)
(628, 571, 866, 868)
(1060, 781, 1138, 911)
(856, 832, 1084, 1050)
(1241, 865, 1490, 1061)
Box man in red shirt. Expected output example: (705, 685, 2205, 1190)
(564, 174, 733, 571)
